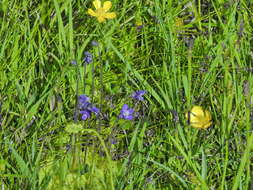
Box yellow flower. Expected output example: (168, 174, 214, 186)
(185, 106, 212, 129)
(87, 0, 116, 23)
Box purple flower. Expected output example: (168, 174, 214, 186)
(131, 90, 146, 101)
(79, 95, 90, 103)
(78, 95, 90, 110)
(88, 106, 100, 115)
(84, 51, 93, 64)
(119, 104, 134, 120)
(80, 110, 91, 120)
(78, 94, 99, 120)
(71, 60, 77, 65)
(91, 40, 99, 47)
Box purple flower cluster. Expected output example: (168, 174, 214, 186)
(84, 51, 93, 64)
(77, 90, 146, 121)
(131, 90, 146, 101)
(78, 95, 99, 120)
(118, 90, 146, 121)
(119, 104, 134, 120)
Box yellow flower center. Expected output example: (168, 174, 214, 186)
(96, 8, 106, 16)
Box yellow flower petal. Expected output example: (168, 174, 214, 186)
(186, 106, 212, 129)
(103, 1, 112, 12)
(191, 106, 204, 117)
(97, 16, 106, 23)
(203, 121, 212, 129)
(93, 0, 101, 9)
(104, 12, 116, 19)
(87, 9, 97, 17)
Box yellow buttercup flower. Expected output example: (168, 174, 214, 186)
(185, 106, 212, 129)
(87, 0, 116, 23)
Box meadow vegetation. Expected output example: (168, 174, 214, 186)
(0, 0, 252, 189)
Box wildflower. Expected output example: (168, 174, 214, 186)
(87, 0, 116, 23)
(78, 94, 100, 120)
(71, 60, 77, 65)
(78, 94, 90, 109)
(131, 90, 146, 101)
(84, 51, 93, 64)
(79, 94, 90, 102)
(91, 40, 99, 47)
(119, 104, 134, 120)
(185, 106, 212, 129)
(88, 106, 100, 115)
(80, 110, 91, 120)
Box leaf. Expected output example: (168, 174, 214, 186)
(65, 123, 83, 134)
(10, 145, 31, 178)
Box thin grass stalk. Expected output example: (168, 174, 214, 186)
(98, 44, 103, 132)
(71, 60, 80, 171)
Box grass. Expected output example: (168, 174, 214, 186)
(0, 0, 252, 189)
